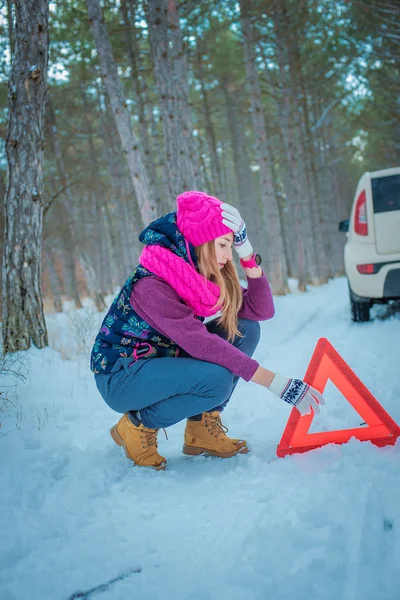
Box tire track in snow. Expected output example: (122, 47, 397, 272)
(342, 481, 372, 600)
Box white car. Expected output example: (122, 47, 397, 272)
(339, 166, 400, 321)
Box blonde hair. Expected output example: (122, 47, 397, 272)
(195, 240, 243, 341)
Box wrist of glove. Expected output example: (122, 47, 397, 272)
(235, 238, 253, 259)
(268, 372, 325, 416)
(221, 203, 253, 259)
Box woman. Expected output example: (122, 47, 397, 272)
(91, 191, 324, 470)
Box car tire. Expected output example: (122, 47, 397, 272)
(351, 299, 371, 322)
(349, 286, 371, 322)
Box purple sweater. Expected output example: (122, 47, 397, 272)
(130, 273, 275, 381)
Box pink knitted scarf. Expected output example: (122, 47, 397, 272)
(139, 245, 221, 317)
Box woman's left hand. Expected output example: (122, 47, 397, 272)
(221, 203, 253, 259)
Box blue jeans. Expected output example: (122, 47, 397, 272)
(94, 318, 260, 429)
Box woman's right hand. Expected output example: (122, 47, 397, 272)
(220, 203, 253, 259)
(268, 373, 325, 415)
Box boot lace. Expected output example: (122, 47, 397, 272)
(205, 413, 228, 438)
(141, 428, 168, 449)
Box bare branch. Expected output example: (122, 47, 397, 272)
(310, 93, 351, 133)
(44, 178, 82, 217)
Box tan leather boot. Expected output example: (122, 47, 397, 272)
(213, 412, 249, 454)
(110, 414, 167, 471)
(183, 411, 249, 458)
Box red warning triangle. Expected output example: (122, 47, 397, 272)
(277, 338, 400, 458)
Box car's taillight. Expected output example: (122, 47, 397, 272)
(356, 263, 378, 274)
(354, 191, 368, 235)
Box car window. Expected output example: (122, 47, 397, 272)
(371, 174, 400, 213)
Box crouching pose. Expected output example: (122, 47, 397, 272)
(91, 191, 324, 470)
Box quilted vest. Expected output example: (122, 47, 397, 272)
(90, 212, 202, 375)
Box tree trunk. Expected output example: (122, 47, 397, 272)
(120, 0, 162, 209)
(320, 118, 346, 275)
(86, 0, 156, 226)
(220, 82, 268, 267)
(221, 80, 251, 206)
(44, 177, 83, 309)
(6, 0, 14, 58)
(47, 98, 107, 311)
(273, 23, 308, 290)
(167, 0, 202, 188)
(288, 20, 330, 284)
(58, 224, 83, 309)
(98, 90, 143, 268)
(80, 86, 125, 288)
(44, 247, 63, 313)
(239, 5, 289, 294)
(90, 191, 110, 297)
(196, 46, 223, 197)
(147, 0, 199, 204)
(2, 0, 49, 353)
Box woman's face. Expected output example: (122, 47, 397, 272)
(214, 233, 234, 269)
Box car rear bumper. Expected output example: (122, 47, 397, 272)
(344, 242, 400, 299)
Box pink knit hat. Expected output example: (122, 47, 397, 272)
(176, 190, 232, 247)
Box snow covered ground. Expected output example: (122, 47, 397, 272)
(1, 276, 400, 600)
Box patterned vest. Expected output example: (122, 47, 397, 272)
(90, 211, 201, 375)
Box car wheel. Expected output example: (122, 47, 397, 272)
(351, 298, 371, 322)
(349, 285, 371, 322)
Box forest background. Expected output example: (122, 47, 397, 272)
(0, 0, 399, 353)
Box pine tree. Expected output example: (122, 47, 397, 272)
(3, 0, 50, 353)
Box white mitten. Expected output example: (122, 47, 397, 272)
(269, 373, 326, 416)
(221, 203, 253, 259)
